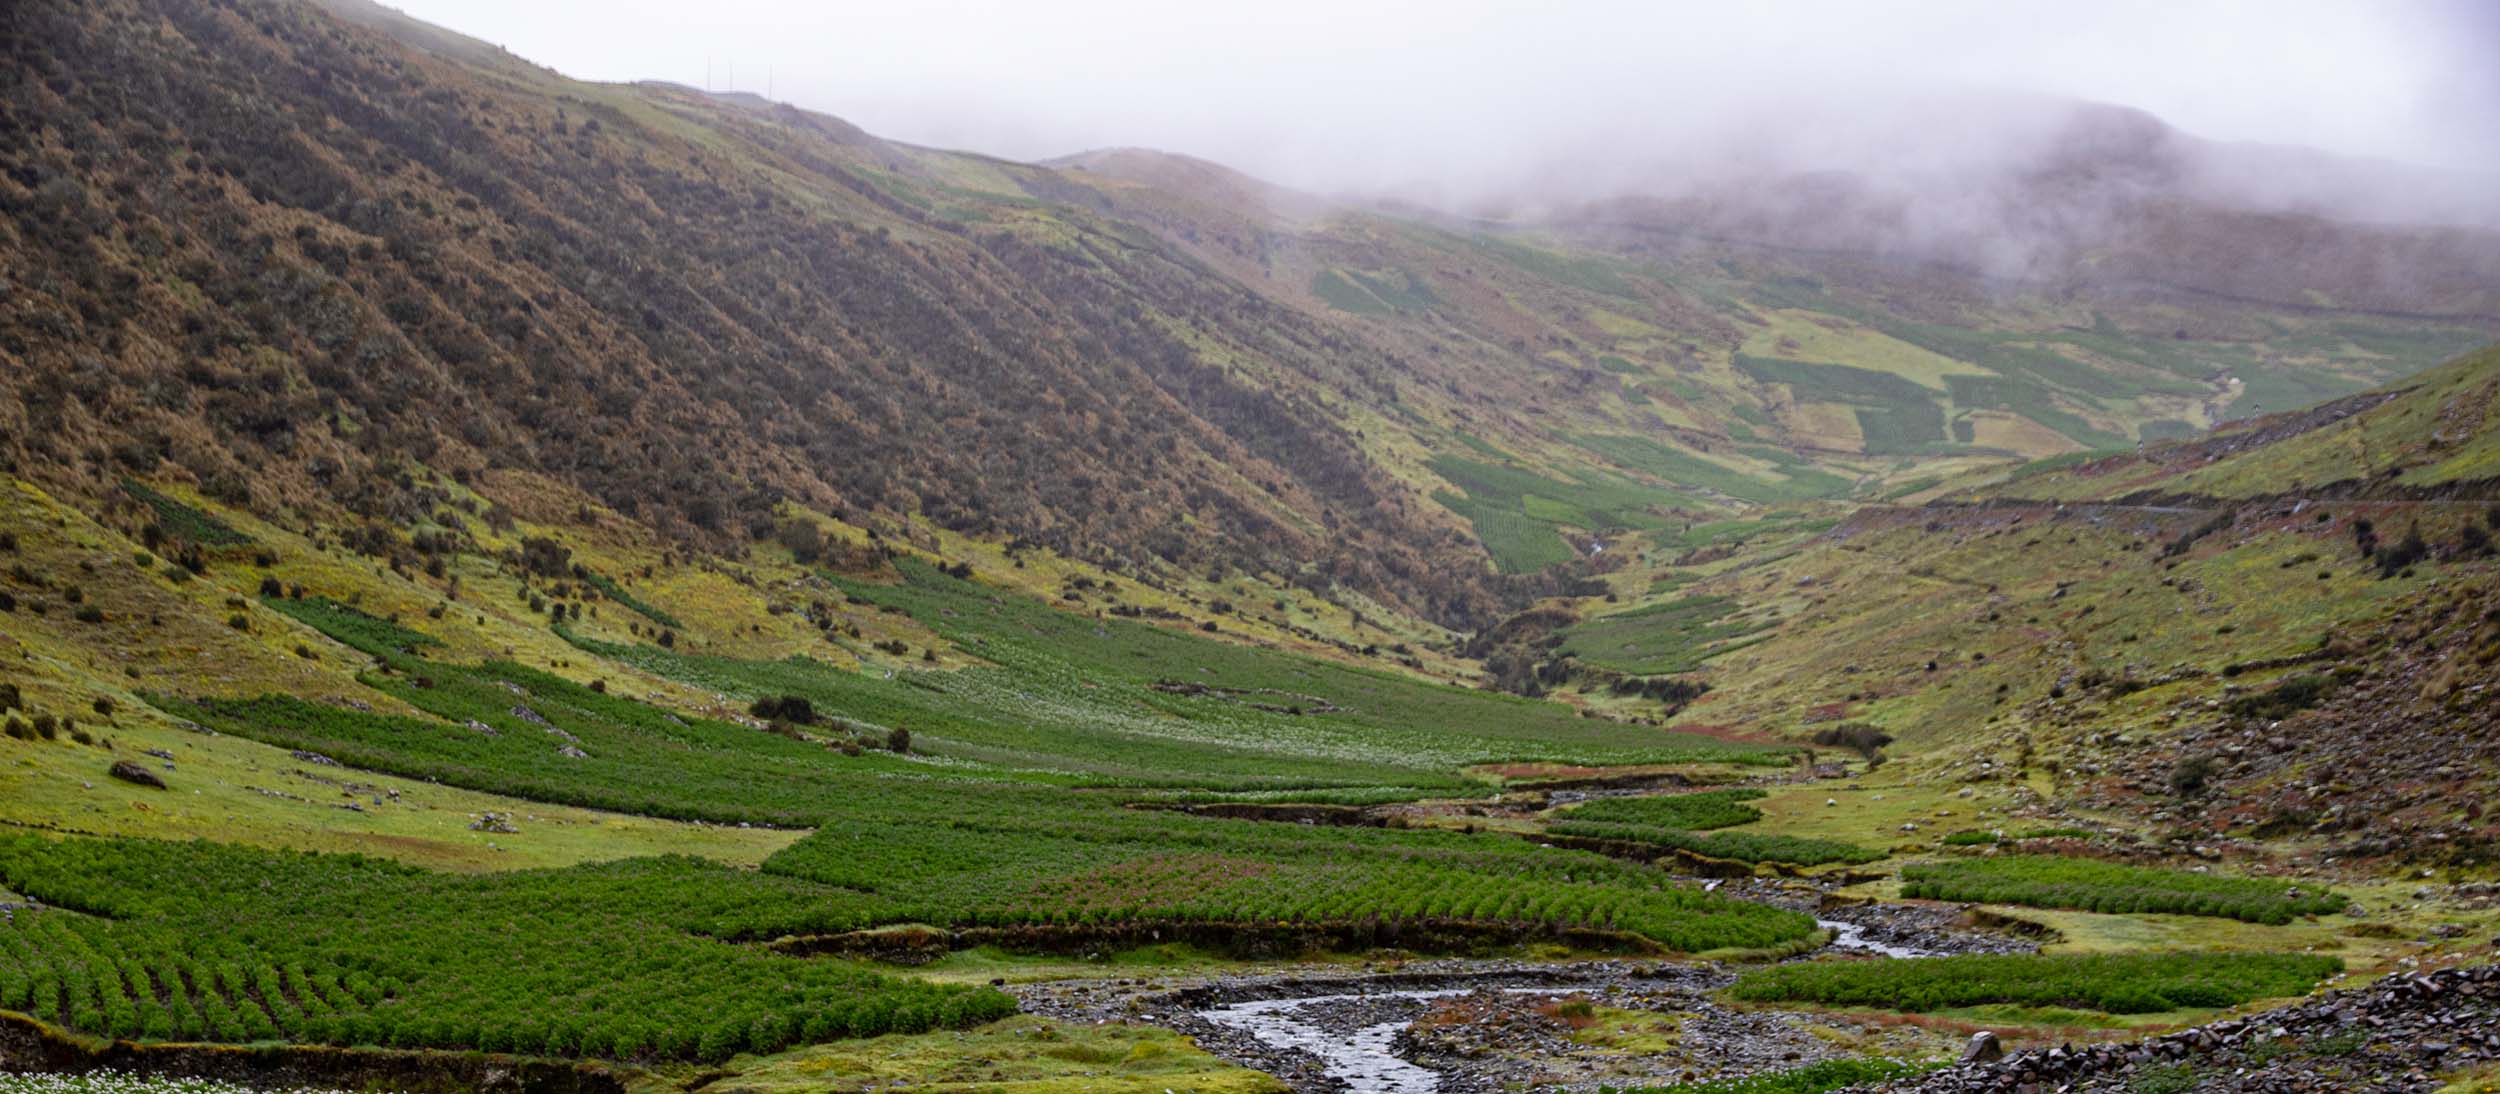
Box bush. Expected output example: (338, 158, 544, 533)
(519, 536, 572, 578)
(2225, 674, 2337, 720)
(750, 695, 817, 725)
(1811, 723, 1891, 765)
(2374, 524, 2429, 578)
(2168, 754, 2219, 796)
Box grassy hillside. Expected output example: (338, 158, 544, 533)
(1950, 340, 2500, 501)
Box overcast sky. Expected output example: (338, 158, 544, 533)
(384, 0, 2500, 194)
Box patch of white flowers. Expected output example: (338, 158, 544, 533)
(0, 1073, 371, 1094)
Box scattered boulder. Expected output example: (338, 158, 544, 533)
(1961, 1030, 2003, 1063)
(107, 760, 166, 789)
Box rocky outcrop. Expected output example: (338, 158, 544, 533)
(104, 761, 164, 790)
(1868, 962, 2500, 1093)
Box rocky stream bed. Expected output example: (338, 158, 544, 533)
(1006, 891, 2500, 1093)
(1007, 896, 2022, 1092)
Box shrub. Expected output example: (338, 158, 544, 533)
(2169, 754, 2219, 796)
(1811, 723, 1892, 765)
(2225, 674, 2337, 720)
(519, 537, 572, 578)
(750, 695, 817, 725)
(2374, 524, 2430, 578)
(777, 520, 824, 564)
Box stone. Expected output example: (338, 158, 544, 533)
(1963, 1030, 2004, 1063)
(108, 760, 166, 789)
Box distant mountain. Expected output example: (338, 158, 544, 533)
(1531, 101, 2500, 320)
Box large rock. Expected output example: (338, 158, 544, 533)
(107, 760, 166, 789)
(1961, 1030, 2004, 1063)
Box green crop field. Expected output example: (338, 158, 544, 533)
(1560, 788, 1767, 830)
(119, 481, 251, 548)
(562, 560, 1784, 784)
(0, 835, 1006, 1063)
(1543, 821, 1880, 866)
(1557, 595, 1770, 675)
(1900, 856, 2348, 925)
(1428, 454, 1686, 572)
(1726, 952, 2342, 1015)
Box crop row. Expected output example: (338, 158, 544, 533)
(0, 836, 1006, 1063)
(1545, 820, 1879, 866)
(1560, 788, 1767, 831)
(0, 818, 1816, 1062)
(1899, 856, 2346, 924)
(1726, 951, 2342, 1015)
(757, 804, 1818, 954)
(157, 647, 976, 828)
(256, 597, 440, 657)
(578, 571, 681, 630)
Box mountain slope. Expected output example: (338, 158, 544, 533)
(1950, 339, 2500, 501)
(0, 0, 1504, 623)
(1490, 341, 2500, 860)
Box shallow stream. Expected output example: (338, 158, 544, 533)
(1187, 917, 1948, 1092)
